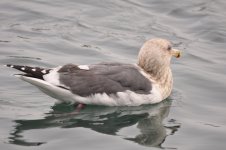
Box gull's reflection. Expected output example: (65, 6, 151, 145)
(9, 99, 180, 147)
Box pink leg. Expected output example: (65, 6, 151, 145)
(75, 103, 86, 112)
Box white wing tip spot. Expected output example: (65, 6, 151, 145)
(78, 65, 89, 70)
(41, 69, 47, 74)
(21, 67, 25, 70)
(32, 68, 36, 71)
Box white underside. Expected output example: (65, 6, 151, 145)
(17, 75, 163, 106)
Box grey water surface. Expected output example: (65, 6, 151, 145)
(0, 0, 226, 150)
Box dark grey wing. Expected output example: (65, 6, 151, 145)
(58, 63, 152, 97)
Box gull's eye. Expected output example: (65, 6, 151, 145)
(167, 45, 172, 51)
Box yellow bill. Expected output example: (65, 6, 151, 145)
(171, 49, 181, 58)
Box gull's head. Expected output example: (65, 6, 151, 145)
(138, 38, 181, 75)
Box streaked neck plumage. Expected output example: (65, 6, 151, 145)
(137, 41, 173, 99)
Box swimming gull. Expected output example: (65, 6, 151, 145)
(5, 38, 181, 106)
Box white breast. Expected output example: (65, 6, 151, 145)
(71, 83, 162, 106)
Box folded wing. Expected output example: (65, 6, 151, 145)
(53, 63, 152, 97)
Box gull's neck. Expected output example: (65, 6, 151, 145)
(137, 38, 175, 99)
(157, 67, 173, 100)
(138, 57, 173, 99)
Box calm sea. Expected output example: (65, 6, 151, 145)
(0, 0, 226, 150)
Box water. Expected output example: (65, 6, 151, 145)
(0, 0, 226, 149)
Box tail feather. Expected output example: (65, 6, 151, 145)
(5, 64, 51, 79)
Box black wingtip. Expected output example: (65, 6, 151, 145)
(5, 64, 51, 79)
(5, 64, 13, 67)
(5, 64, 27, 72)
(5, 64, 20, 69)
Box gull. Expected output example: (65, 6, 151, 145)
(6, 38, 181, 106)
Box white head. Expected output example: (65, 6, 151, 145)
(138, 38, 181, 79)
